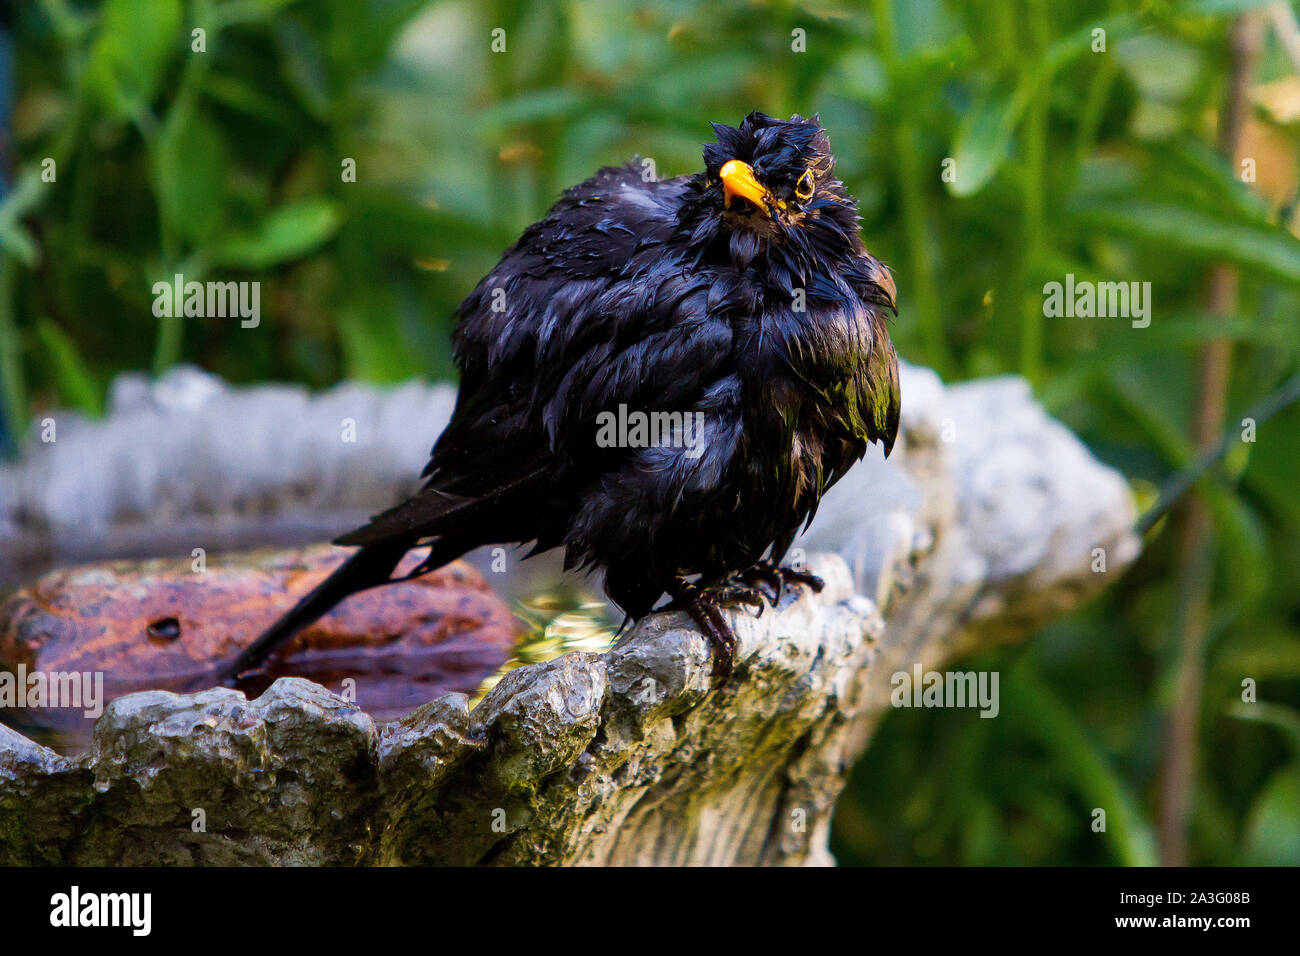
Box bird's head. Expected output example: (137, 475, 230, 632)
(703, 112, 837, 221)
(692, 112, 864, 270)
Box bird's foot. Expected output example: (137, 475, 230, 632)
(714, 581, 768, 616)
(780, 564, 825, 593)
(744, 560, 824, 602)
(732, 566, 780, 605)
(668, 584, 737, 683)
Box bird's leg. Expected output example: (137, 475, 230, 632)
(667, 582, 737, 682)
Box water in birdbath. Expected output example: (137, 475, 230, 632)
(0, 544, 617, 755)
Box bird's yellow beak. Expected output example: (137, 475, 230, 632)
(720, 159, 770, 212)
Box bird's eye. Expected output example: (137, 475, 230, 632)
(795, 168, 815, 201)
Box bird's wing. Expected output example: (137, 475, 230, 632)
(773, 254, 900, 459)
(436, 164, 741, 470)
(340, 165, 735, 546)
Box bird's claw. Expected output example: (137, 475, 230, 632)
(715, 582, 767, 616)
(740, 560, 824, 604)
(669, 585, 738, 684)
(778, 565, 824, 593)
(739, 565, 782, 604)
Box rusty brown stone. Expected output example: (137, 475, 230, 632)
(0, 546, 520, 740)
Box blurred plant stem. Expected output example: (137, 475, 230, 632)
(872, 0, 953, 377)
(1018, 0, 1049, 385)
(0, 10, 17, 454)
(0, 255, 24, 452)
(1073, 5, 1120, 164)
(148, 0, 215, 376)
(1159, 13, 1262, 867)
(1136, 371, 1300, 536)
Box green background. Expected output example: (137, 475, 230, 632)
(3, 0, 1299, 865)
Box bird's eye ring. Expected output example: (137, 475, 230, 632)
(795, 168, 815, 201)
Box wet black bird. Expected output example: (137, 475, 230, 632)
(228, 112, 900, 684)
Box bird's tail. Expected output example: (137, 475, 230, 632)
(222, 539, 415, 683)
(222, 465, 550, 685)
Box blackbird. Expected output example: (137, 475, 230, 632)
(227, 111, 899, 685)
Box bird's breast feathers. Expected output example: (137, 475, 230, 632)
(449, 134, 899, 472)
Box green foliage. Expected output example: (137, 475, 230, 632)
(2, 0, 1298, 864)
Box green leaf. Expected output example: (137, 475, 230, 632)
(84, 0, 183, 119)
(1205, 487, 1269, 607)
(476, 89, 588, 131)
(0, 170, 49, 267)
(152, 104, 228, 246)
(327, 0, 433, 78)
(1242, 765, 1300, 865)
(1243, 404, 1300, 529)
(1179, 0, 1278, 15)
(1114, 34, 1203, 104)
(1070, 199, 1300, 284)
(336, 296, 421, 383)
(199, 73, 297, 126)
(274, 17, 331, 119)
(1044, 13, 1141, 71)
(1003, 665, 1159, 866)
(35, 317, 102, 416)
(946, 85, 1026, 197)
(0, 257, 25, 451)
(0, 220, 40, 268)
(1227, 700, 1300, 754)
(211, 199, 343, 269)
(1149, 138, 1273, 227)
(213, 0, 302, 29)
